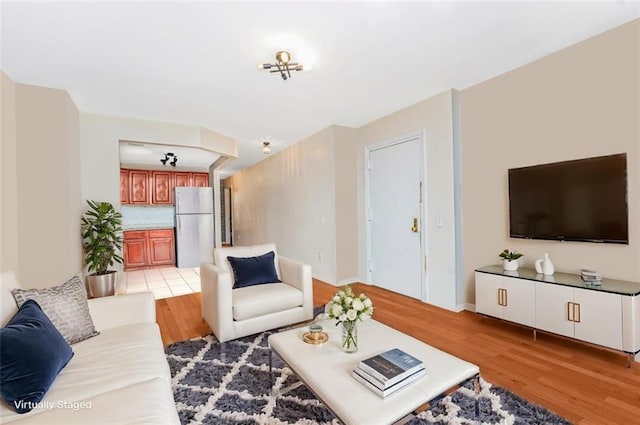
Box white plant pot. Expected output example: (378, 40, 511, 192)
(502, 259, 519, 271)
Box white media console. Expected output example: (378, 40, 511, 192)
(475, 265, 640, 367)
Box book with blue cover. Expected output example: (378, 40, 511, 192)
(358, 348, 424, 387)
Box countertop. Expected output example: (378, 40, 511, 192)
(123, 225, 174, 232)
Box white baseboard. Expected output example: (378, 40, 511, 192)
(312, 274, 336, 286)
(464, 303, 476, 312)
(336, 277, 361, 286)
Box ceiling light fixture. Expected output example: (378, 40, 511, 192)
(160, 152, 178, 167)
(258, 50, 305, 80)
(262, 141, 271, 155)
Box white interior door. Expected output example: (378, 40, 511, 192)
(367, 136, 424, 300)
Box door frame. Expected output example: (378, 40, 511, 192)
(364, 130, 428, 302)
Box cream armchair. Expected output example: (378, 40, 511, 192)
(200, 243, 313, 342)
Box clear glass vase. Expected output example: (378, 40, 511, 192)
(341, 320, 358, 353)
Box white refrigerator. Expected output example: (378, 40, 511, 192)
(174, 187, 214, 268)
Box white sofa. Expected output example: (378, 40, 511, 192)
(0, 271, 179, 424)
(201, 243, 313, 342)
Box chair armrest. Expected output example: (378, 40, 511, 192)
(88, 292, 156, 331)
(279, 256, 313, 318)
(200, 262, 234, 342)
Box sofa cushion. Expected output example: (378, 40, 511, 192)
(233, 283, 303, 321)
(214, 243, 281, 279)
(227, 251, 281, 289)
(0, 300, 74, 414)
(2, 378, 180, 425)
(12, 275, 98, 344)
(0, 322, 170, 423)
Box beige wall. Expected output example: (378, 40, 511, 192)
(1, 71, 19, 274)
(334, 126, 359, 283)
(1, 73, 83, 287)
(462, 19, 640, 304)
(225, 127, 338, 283)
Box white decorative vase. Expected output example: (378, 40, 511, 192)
(502, 259, 519, 271)
(535, 253, 555, 276)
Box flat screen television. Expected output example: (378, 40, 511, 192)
(508, 153, 628, 244)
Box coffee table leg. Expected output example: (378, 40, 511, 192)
(474, 374, 481, 421)
(269, 347, 273, 389)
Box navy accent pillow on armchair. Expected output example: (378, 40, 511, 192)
(0, 299, 74, 413)
(227, 251, 282, 289)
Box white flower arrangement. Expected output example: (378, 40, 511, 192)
(326, 286, 373, 325)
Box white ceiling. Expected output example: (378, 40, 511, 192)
(2, 1, 639, 176)
(119, 140, 220, 171)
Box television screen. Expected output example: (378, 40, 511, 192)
(508, 153, 628, 244)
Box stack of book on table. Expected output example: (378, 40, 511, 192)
(580, 269, 602, 285)
(352, 348, 426, 398)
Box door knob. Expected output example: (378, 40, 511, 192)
(411, 217, 419, 233)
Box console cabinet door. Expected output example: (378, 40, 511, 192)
(475, 272, 503, 319)
(535, 282, 574, 338)
(574, 288, 623, 350)
(129, 170, 150, 204)
(501, 277, 535, 327)
(151, 171, 173, 205)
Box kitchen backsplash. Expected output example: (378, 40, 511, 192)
(122, 206, 175, 230)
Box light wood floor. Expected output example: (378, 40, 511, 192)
(156, 280, 640, 424)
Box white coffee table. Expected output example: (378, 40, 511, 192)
(268, 318, 480, 425)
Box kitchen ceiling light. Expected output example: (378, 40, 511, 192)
(161, 152, 178, 167)
(258, 50, 305, 80)
(262, 141, 271, 155)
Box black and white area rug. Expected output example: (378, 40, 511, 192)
(166, 331, 571, 425)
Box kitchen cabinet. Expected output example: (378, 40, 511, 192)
(174, 172, 191, 188)
(124, 229, 175, 270)
(192, 172, 209, 187)
(148, 229, 175, 266)
(123, 231, 148, 269)
(121, 169, 209, 206)
(151, 171, 173, 205)
(120, 169, 129, 204)
(475, 272, 535, 327)
(129, 170, 150, 204)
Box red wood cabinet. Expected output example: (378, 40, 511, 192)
(192, 172, 209, 187)
(148, 229, 175, 266)
(120, 169, 129, 204)
(123, 231, 148, 269)
(123, 229, 175, 270)
(174, 172, 191, 188)
(121, 169, 209, 206)
(151, 171, 173, 205)
(129, 170, 150, 204)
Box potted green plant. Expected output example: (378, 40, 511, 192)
(81, 200, 123, 297)
(499, 249, 523, 271)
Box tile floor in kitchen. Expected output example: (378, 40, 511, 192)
(123, 266, 201, 299)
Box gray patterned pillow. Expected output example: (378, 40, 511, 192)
(12, 275, 99, 344)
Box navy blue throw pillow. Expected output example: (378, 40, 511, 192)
(0, 299, 74, 413)
(227, 251, 281, 289)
